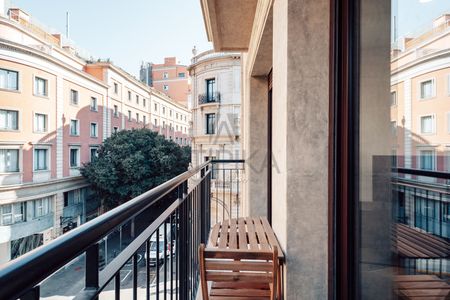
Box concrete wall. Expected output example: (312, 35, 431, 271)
(242, 0, 330, 297)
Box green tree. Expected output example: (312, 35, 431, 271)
(81, 129, 191, 210)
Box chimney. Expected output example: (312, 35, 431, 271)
(164, 57, 176, 66)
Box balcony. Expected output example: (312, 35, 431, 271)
(198, 92, 220, 106)
(0, 160, 255, 300)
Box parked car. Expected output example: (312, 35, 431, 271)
(145, 224, 172, 266)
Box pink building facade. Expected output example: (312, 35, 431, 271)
(0, 7, 191, 264)
(140, 57, 190, 106)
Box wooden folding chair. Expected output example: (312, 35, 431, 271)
(198, 243, 278, 300)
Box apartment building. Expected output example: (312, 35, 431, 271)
(140, 57, 190, 106)
(390, 14, 450, 239)
(189, 50, 241, 221)
(0, 7, 191, 264)
(189, 50, 241, 165)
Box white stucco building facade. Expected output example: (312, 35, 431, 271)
(188, 50, 241, 166)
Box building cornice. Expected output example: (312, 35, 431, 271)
(0, 39, 108, 88)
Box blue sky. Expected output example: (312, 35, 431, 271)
(393, 0, 450, 41)
(8, 1, 450, 76)
(10, 0, 212, 77)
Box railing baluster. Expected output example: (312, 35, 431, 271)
(170, 214, 174, 300)
(115, 272, 120, 300)
(164, 219, 168, 300)
(86, 243, 99, 300)
(133, 253, 138, 300)
(156, 228, 160, 300)
(146, 240, 150, 300)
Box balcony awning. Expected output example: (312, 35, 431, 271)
(200, 0, 258, 51)
(394, 223, 449, 259)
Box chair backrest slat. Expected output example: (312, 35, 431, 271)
(199, 244, 278, 300)
(205, 260, 274, 272)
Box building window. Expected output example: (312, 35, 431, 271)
(154, 103, 158, 111)
(176, 125, 178, 131)
(70, 148, 80, 168)
(178, 73, 185, 78)
(391, 121, 397, 136)
(64, 190, 81, 207)
(163, 72, 169, 79)
(170, 110, 172, 117)
(0, 68, 19, 91)
(70, 89, 79, 105)
(128, 91, 132, 101)
(206, 78, 216, 101)
(163, 121, 166, 128)
(136, 95, 139, 104)
(419, 150, 435, 171)
(419, 79, 435, 99)
(162, 107, 165, 114)
(154, 119, 157, 126)
(33, 197, 51, 218)
(90, 97, 98, 111)
(0, 202, 25, 225)
(163, 85, 169, 91)
(0, 109, 19, 130)
(113, 105, 118, 117)
(70, 119, 79, 136)
(136, 113, 140, 123)
(90, 123, 98, 138)
(143, 98, 146, 107)
(143, 115, 146, 125)
(113, 126, 118, 134)
(176, 113, 179, 120)
(34, 113, 47, 133)
(391, 91, 397, 106)
(0, 149, 19, 172)
(114, 83, 118, 94)
(34, 77, 47, 96)
(420, 115, 434, 134)
(128, 110, 132, 121)
(90, 147, 98, 162)
(206, 113, 215, 134)
(34, 148, 48, 171)
(391, 149, 397, 167)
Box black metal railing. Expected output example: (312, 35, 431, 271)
(392, 167, 450, 277)
(392, 167, 450, 240)
(198, 92, 220, 105)
(210, 160, 245, 224)
(0, 160, 244, 300)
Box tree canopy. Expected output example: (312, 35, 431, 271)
(81, 129, 191, 210)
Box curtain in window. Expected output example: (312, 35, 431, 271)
(420, 151, 434, 170)
(0, 149, 19, 172)
(8, 71, 18, 90)
(0, 69, 18, 90)
(421, 81, 433, 98)
(35, 78, 46, 95)
(34, 149, 47, 170)
(70, 120, 78, 135)
(34, 114, 46, 132)
(1, 204, 12, 225)
(421, 116, 432, 133)
(0, 70, 7, 89)
(0, 110, 18, 130)
(70, 149, 78, 167)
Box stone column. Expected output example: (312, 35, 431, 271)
(272, 0, 330, 298)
